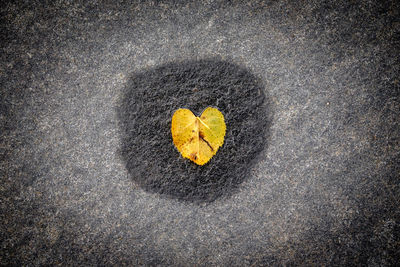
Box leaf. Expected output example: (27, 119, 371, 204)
(171, 107, 226, 165)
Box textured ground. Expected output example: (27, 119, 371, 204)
(119, 59, 271, 203)
(1, 0, 400, 265)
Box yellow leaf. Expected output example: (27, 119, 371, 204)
(171, 107, 226, 165)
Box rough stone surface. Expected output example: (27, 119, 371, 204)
(119, 59, 270, 202)
(1, 0, 399, 265)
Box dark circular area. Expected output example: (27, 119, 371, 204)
(118, 59, 271, 202)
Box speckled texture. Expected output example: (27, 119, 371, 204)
(1, 0, 399, 265)
(118, 59, 270, 203)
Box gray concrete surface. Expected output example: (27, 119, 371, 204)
(1, 0, 399, 265)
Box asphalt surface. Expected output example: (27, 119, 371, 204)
(1, 0, 399, 265)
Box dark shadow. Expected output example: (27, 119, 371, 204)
(117, 58, 273, 203)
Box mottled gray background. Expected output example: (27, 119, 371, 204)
(1, 0, 399, 265)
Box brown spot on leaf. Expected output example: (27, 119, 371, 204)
(199, 133, 214, 151)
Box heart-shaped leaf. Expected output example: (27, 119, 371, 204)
(171, 107, 226, 165)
